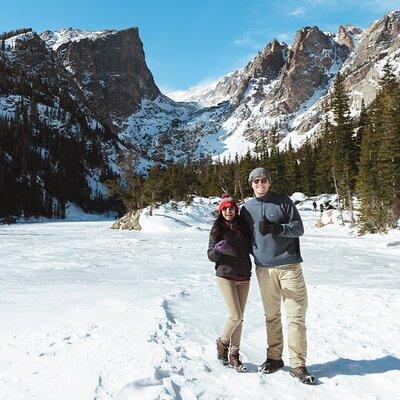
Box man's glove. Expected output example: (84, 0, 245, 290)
(215, 240, 237, 257)
(259, 216, 282, 236)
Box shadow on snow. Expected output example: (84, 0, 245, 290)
(310, 355, 400, 378)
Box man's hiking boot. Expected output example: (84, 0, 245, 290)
(290, 366, 316, 384)
(258, 358, 284, 374)
(216, 338, 229, 365)
(229, 351, 247, 372)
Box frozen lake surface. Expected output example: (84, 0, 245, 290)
(1, 208, 399, 399)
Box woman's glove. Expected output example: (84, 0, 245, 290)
(215, 240, 233, 253)
(215, 240, 237, 257)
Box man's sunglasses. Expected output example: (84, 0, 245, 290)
(252, 178, 268, 184)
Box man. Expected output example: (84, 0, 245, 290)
(240, 167, 315, 384)
(312, 201, 317, 212)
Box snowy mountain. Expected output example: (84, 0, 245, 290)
(1, 11, 400, 185)
(169, 12, 400, 151)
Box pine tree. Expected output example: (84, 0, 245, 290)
(355, 100, 367, 164)
(315, 117, 334, 194)
(356, 100, 385, 233)
(330, 73, 356, 221)
(297, 140, 316, 195)
(283, 141, 298, 195)
(377, 64, 400, 227)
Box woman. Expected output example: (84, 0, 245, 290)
(207, 194, 252, 372)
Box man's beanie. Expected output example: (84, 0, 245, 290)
(218, 193, 238, 213)
(248, 167, 271, 185)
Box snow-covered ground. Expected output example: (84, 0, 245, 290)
(1, 197, 400, 400)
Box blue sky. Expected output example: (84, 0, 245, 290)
(2, 0, 400, 91)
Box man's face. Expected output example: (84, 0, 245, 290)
(251, 176, 270, 197)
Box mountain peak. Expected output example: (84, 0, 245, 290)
(40, 28, 119, 51)
(336, 25, 363, 50)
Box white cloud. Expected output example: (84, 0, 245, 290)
(233, 29, 269, 50)
(233, 28, 295, 50)
(364, 0, 400, 11)
(305, 0, 329, 5)
(289, 6, 306, 17)
(276, 32, 294, 43)
(305, 0, 400, 11)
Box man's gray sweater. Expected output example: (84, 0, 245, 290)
(240, 191, 304, 267)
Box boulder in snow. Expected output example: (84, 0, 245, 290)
(112, 209, 142, 230)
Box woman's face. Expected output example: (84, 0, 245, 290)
(221, 206, 236, 221)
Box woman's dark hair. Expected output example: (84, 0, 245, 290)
(211, 212, 249, 240)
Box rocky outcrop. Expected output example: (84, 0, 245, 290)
(111, 209, 142, 230)
(341, 11, 400, 104)
(272, 26, 349, 114)
(184, 39, 288, 107)
(1, 30, 101, 130)
(222, 39, 288, 105)
(336, 25, 363, 50)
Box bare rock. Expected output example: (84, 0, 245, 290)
(273, 26, 349, 113)
(315, 210, 335, 227)
(112, 209, 142, 230)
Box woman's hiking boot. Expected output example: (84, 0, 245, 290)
(229, 351, 247, 372)
(289, 366, 316, 384)
(216, 338, 229, 365)
(258, 358, 284, 374)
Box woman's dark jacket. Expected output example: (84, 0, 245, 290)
(207, 220, 252, 279)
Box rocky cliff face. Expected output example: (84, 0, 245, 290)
(40, 27, 160, 129)
(1, 29, 99, 133)
(336, 25, 363, 50)
(290, 11, 400, 144)
(341, 11, 400, 104)
(0, 29, 120, 215)
(210, 39, 288, 107)
(273, 26, 349, 114)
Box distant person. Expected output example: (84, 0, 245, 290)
(312, 201, 317, 212)
(207, 194, 252, 372)
(319, 203, 324, 213)
(241, 167, 315, 384)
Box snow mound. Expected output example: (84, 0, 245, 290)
(139, 197, 217, 233)
(290, 192, 308, 202)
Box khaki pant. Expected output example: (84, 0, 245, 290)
(216, 277, 250, 352)
(256, 264, 308, 368)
